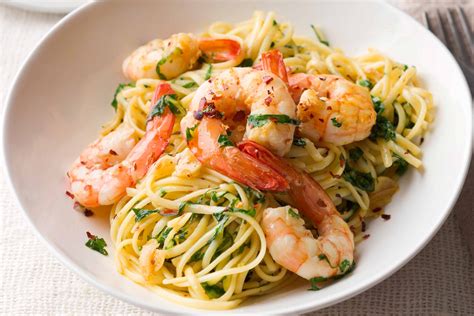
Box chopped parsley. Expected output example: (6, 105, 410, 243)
(190, 250, 204, 262)
(182, 81, 198, 88)
(202, 283, 225, 298)
(342, 165, 375, 192)
(217, 134, 234, 147)
(132, 208, 159, 221)
(157, 227, 173, 247)
(331, 117, 342, 127)
(273, 19, 278, 26)
(403, 64, 409, 71)
(310, 24, 329, 46)
(85, 232, 108, 256)
(348, 147, 364, 161)
(393, 154, 409, 176)
(309, 276, 327, 291)
(204, 64, 213, 80)
(178, 201, 193, 215)
(358, 79, 373, 89)
(247, 114, 300, 128)
(288, 208, 300, 218)
(111, 83, 135, 111)
(243, 186, 266, 204)
(148, 94, 184, 121)
(339, 259, 352, 273)
(370, 115, 396, 141)
(155, 47, 183, 80)
(293, 137, 306, 147)
(371, 96, 384, 114)
(238, 58, 254, 67)
(185, 124, 198, 141)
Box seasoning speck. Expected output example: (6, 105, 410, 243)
(84, 209, 94, 217)
(381, 214, 391, 220)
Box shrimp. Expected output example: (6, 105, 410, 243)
(67, 83, 177, 207)
(239, 141, 354, 280)
(262, 50, 376, 145)
(123, 33, 242, 81)
(180, 67, 299, 191)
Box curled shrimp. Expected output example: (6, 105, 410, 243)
(262, 50, 376, 145)
(67, 83, 176, 207)
(239, 141, 355, 280)
(180, 67, 300, 191)
(123, 33, 243, 81)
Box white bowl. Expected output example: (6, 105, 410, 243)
(2, 0, 472, 314)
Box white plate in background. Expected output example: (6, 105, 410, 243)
(1, 0, 472, 314)
(4, 0, 87, 14)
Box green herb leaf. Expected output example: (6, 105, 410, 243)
(237, 241, 251, 254)
(403, 64, 408, 71)
(204, 64, 213, 80)
(339, 259, 351, 273)
(111, 83, 135, 111)
(309, 276, 327, 291)
(156, 57, 168, 80)
(349, 147, 364, 161)
(190, 250, 204, 262)
(293, 137, 306, 147)
(186, 124, 198, 141)
(393, 154, 409, 176)
(85, 232, 108, 256)
(202, 283, 225, 298)
(310, 24, 329, 46)
(273, 19, 278, 26)
(132, 208, 159, 222)
(218, 134, 234, 147)
(157, 227, 172, 247)
(247, 114, 300, 128)
(342, 165, 375, 192)
(159, 188, 167, 197)
(178, 201, 192, 215)
(358, 79, 373, 89)
(331, 117, 342, 127)
(288, 208, 300, 218)
(182, 81, 198, 89)
(370, 115, 396, 141)
(148, 94, 184, 121)
(371, 96, 384, 114)
(238, 58, 254, 67)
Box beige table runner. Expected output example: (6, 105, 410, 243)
(0, 1, 473, 314)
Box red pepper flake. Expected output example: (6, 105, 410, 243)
(109, 149, 118, 156)
(361, 221, 366, 232)
(373, 207, 382, 213)
(381, 214, 391, 220)
(80, 161, 86, 165)
(363, 234, 370, 240)
(65, 191, 75, 199)
(420, 137, 424, 145)
(202, 103, 223, 119)
(319, 77, 326, 81)
(335, 193, 342, 198)
(404, 150, 409, 155)
(263, 75, 274, 84)
(318, 118, 324, 123)
(327, 106, 332, 110)
(233, 110, 246, 122)
(329, 171, 341, 179)
(160, 208, 178, 216)
(339, 156, 345, 167)
(317, 199, 327, 208)
(84, 209, 94, 217)
(264, 96, 272, 106)
(86, 231, 95, 239)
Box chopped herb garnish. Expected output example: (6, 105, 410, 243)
(371, 96, 384, 114)
(309, 277, 327, 291)
(243, 186, 266, 204)
(186, 124, 198, 141)
(156, 57, 168, 80)
(293, 137, 306, 147)
(349, 147, 364, 161)
(339, 259, 351, 273)
(111, 83, 135, 111)
(370, 115, 396, 141)
(238, 58, 254, 67)
(132, 208, 159, 222)
(237, 241, 251, 254)
(182, 81, 198, 89)
(159, 188, 167, 197)
(270, 41, 275, 48)
(148, 94, 184, 121)
(310, 24, 329, 46)
(202, 283, 225, 298)
(247, 114, 300, 128)
(403, 64, 408, 71)
(178, 201, 192, 215)
(331, 117, 342, 127)
(358, 79, 373, 89)
(393, 154, 409, 176)
(190, 250, 204, 262)
(217, 134, 234, 147)
(342, 165, 375, 192)
(288, 208, 300, 218)
(85, 232, 108, 256)
(273, 19, 278, 26)
(204, 64, 213, 80)
(157, 227, 172, 247)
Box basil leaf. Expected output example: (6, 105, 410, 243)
(247, 114, 300, 128)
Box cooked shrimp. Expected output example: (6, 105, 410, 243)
(67, 84, 177, 207)
(180, 67, 299, 191)
(239, 141, 354, 279)
(262, 50, 376, 145)
(123, 33, 242, 81)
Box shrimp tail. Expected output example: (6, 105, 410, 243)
(261, 50, 289, 84)
(238, 140, 335, 224)
(128, 83, 176, 179)
(198, 38, 242, 62)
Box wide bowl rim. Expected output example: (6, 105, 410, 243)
(1, 0, 472, 314)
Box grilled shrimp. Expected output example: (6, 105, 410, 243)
(262, 50, 376, 145)
(67, 84, 176, 207)
(239, 141, 355, 280)
(123, 33, 242, 81)
(180, 67, 299, 191)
